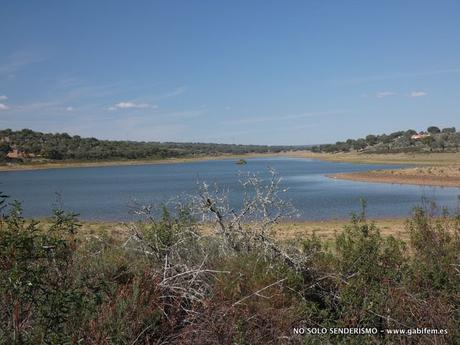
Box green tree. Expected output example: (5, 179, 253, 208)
(43, 148, 64, 160)
(365, 134, 377, 145)
(353, 138, 367, 150)
(441, 127, 456, 133)
(405, 129, 417, 137)
(427, 126, 441, 134)
(0, 142, 11, 161)
(422, 136, 434, 151)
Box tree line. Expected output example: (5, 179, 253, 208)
(311, 126, 459, 153)
(2, 126, 459, 163)
(0, 128, 306, 162)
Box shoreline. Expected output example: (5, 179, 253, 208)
(282, 151, 460, 166)
(329, 165, 460, 188)
(2, 151, 459, 172)
(0, 153, 281, 172)
(2, 150, 460, 188)
(34, 217, 410, 242)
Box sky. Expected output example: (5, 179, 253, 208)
(1, 1, 459, 145)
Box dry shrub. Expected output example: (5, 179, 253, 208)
(176, 300, 299, 345)
(85, 271, 178, 344)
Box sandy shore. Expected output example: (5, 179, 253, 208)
(329, 165, 460, 188)
(39, 217, 409, 243)
(283, 151, 460, 166)
(0, 153, 279, 172)
(273, 218, 409, 241)
(4, 150, 460, 172)
(284, 151, 460, 187)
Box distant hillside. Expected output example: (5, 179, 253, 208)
(310, 126, 459, 154)
(0, 128, 307, 163)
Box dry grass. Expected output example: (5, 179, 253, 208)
(329, 165, 460, 187)
(39, 218, 409, 245)
(273, 218, 409, 241)
(282, 151, 460, 165)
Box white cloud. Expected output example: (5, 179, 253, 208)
(0, 95, 7, 101)
(409, 91, 427, 97)
(110, 101, 157, 110)
(376, 91, 397, 98)
(66, 106, 74, 111)
(117, 102, 149, 109)
(0, 103, 10, 110)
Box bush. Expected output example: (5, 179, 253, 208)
(0, 191, 458, 344)
(0, 202, 86, 343)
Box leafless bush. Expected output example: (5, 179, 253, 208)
(121, 168, 316, 333)
(122, 206, 225, 322)
(189, 168, 313, 278)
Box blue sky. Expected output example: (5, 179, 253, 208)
(1, 1, 459, 145)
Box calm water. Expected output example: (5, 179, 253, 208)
(0, 157, 459, 220)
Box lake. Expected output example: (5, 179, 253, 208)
(1, 157, 459, 220)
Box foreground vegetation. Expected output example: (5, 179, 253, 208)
(1, 174, 459, 345)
